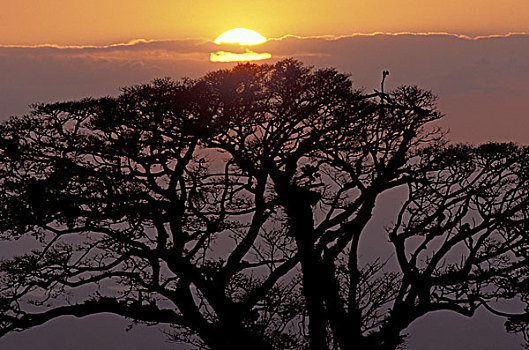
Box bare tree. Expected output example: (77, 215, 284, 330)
(1, 59, 528, 349)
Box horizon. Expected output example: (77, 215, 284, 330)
(3, 30, 529, 47)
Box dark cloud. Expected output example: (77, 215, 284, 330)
(2, 33, 528, 126)
(0, 39, 217, 118)
(263, 33, 529, 94)
(1, 33, 528, 143)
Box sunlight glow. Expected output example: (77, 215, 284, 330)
(214, 28, 267, 45)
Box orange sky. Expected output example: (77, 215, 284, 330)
(2, 0, 529, 44)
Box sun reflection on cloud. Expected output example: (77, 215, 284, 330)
(210, 50, 271, 62)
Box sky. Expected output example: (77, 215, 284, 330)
(1, 1, 529, 349)
(2, 0, 529, 44)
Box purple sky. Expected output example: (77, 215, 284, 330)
(0, 33, 528, 349)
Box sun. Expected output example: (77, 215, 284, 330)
(211, 28, 271, 62)
(214, 28, 267, 45)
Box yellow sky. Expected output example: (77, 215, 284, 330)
(1, 0, 529, 44)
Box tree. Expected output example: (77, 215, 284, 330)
(1, 59, 529, 350)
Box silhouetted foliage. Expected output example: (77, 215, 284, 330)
(1, 59, 529, 349)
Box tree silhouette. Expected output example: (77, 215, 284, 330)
(1, 59, 529, 350)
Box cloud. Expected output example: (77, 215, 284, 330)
(267, 31, 529, 41)
(1, 33, 528, 143)
(0, 39, 157, 50)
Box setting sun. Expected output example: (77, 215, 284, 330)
(211, 28, 271, 62)
(214, 28, 267, 45)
